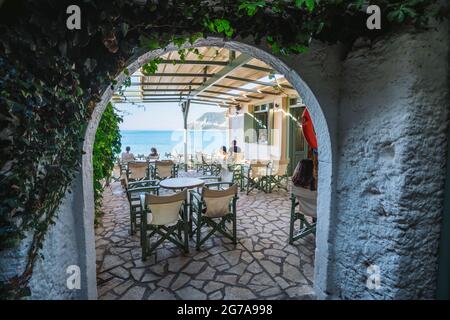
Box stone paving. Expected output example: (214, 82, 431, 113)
(95, 171, 316, 300)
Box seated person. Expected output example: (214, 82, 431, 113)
(216, 146, 229, 164)
(229, 140, 241, 154)
(291, 159, 317, 214)
(121, 146, 135, 162)
(149, 147, 159, 160)
(292, 159, 317, 190)
(290, 159, 317, 242)
(220, 146, 227, 155)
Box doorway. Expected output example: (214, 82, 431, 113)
(288, 100, 308, 174)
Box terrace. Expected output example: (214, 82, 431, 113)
(95, 174, 315, 300)
(94, 47, 317, 300)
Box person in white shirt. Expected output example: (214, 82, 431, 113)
(121, 146, 135, 162)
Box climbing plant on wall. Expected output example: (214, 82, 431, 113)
(0, 0, 446, 298)
(93, 102, 122, 223)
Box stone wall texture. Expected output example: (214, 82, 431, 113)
(334, 24, 449, 299)
(1, 21, 448, 300)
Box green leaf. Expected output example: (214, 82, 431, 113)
(295, 0, 316, 12)
(139, 35, 160, 50)
(121, 23, 129, 37)
(238, 1, 267, 17)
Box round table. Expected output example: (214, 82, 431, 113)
(159, 177, 205, 190)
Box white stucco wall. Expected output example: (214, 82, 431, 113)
(332, 24, 449, 299)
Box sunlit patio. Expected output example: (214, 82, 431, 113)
(95, 170, 315, 300)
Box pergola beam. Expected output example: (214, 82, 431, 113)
(185, 52, 253, 103)
(212, 84, 280, 96)
(225, 75, 294, 89)
(159, 59, 229, 66)
(203, 89, 262, 100)
(145, 73, 215, 77)
(112, 97, 238, 106)
(130, 82, 203, 86)
(242, 64, 274, 73)
(157, 60, 274, 73)
(114, 99, 221, 105)
(139, 88, 193, 92)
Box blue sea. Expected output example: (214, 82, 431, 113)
(120, 130, 229, 157)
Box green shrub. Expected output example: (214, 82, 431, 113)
(93, 102, 122, 224)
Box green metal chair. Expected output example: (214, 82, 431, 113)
(245, 162, 270, 194)
(121, 175, 159, 235)
(110, 160, 122, 183)
(289, 185, 317, 244)
(266, 159, 289, 192)
(190, 182, 238, 250)
(127, 161, 150, 181)
(195, 152, 204, 172)
(200, 154, 221, 176)
(227, 163, 244, 191)
(140, 189, 189, 261)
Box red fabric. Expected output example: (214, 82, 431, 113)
(301, 109, 318, 150)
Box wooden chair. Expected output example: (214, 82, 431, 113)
(231, 152, 244, 164)
(127, 161, 149, 181)
(153, 160, 177, 181)
(195, 152, 203, 172)
(245, 161, 269, 194)
(267, 159, 289, 192)
(140, 190, 189, 261)
(110, 161, 122, 183)
(201, 154, 222, 176)
(227, 163, 244, 191)
(190, 183, 238, 250)
(289, 185, 317, 244)
(121, 175, 159, 235)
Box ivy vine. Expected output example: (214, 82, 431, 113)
(0, 0, 446, 299)
(93, 102, 122, 224)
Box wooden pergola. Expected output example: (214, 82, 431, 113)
(112, 47, 298, 169)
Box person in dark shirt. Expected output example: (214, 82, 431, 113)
(230, 140, 241, 153)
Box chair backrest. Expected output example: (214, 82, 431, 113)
(272, 159, 289, 176)
(128, 162, 148, 180)
(203, 184, 238, 218)
(120, 175, 129, 190)
(155, 160, 173, 179)
(145, 189, 187, 225)
(249, 162, 268, 178)
(292, 185, 317, 218)
(112, 163, 121, 178)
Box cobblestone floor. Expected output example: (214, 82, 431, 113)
(96, 172, 316, 300)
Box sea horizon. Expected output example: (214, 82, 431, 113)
(120, 129, 229, 157)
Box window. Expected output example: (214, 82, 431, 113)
(244, 102, 274, 144)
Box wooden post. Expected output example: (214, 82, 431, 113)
(182, 100, 190, 172)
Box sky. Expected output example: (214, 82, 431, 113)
(115, 101, 225, 131)
(114, 73, 284, 131)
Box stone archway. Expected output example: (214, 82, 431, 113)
(81, 38, 335, 299)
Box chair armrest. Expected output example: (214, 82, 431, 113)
(128, 179, 158, 188)
(204, 182, 235, 190)
(128, 186, 160, 195)
(199, 176, 221, 181)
